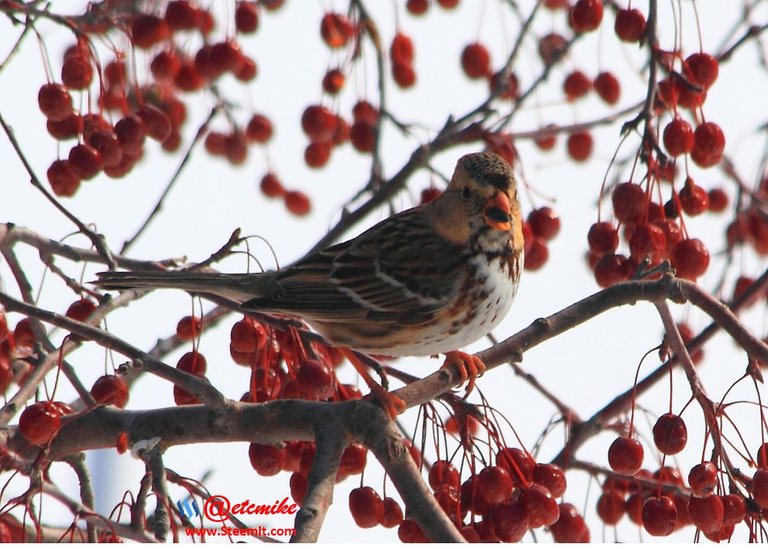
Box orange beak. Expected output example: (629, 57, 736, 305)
(483, 191, 512, 231)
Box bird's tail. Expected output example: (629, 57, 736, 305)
(95, 270, 273, 303)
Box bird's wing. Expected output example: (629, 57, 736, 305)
(241, 208, 465, 325)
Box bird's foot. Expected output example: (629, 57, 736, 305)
(441, 351, 486, 398)
(363, 384, 406, 418)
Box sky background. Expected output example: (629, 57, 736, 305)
(1, 0, 767, 542)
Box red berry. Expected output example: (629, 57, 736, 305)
(652, 413, 687, 455)
(224, 132, 248, 165)
(349, 121, 376, 153)
(597, 490, 625, 525)
(594, 71, 620, 104)
(174, 61, 205, 91)
(538, 33, 568, 65)
(18, 401, 62, 445)
(614, 8, 646, 42)
(320, 13, 354, 49)
(230, 317, 267, 353)
(642, 496, 677, 536)
(489, 501, 528, 542)
(131, 14, 170, 49)
(707, 188, 728, 212)
(533, 463, 567, 498)
(490, 70, 519, 100)
(524, 237, 549, 270)
(137, 105, 173, 142)
(176, 350, 207, 376)
(61, 52, 93, 89)
(68, 143, 102, 180)
(65, 298, 97, 322)
(381, 497, 403, 528)
(428, 460, 460, 491)
(151, 49, 182, 80)
(419, 187, 442, 205)
(566, 131, 593, 162)
(284, 191, 311, 216)
(691, 122, 725, 168)
(47, 159, 81, 197)
(390, 33, 414, 65)
(751, 468, 768, 508)
(248, 442, 285, 476)
(550, 503, 590, 542)
(289, 471, 307, 505)
(520, 484, 560, 527)
(304, 141, 332, 168)
(612, 182, 647, 225)
(685, 52, 719, 90)
(352, 100, 379, 124)
(588, 221, 619, 254)
(628, 223, 666, 263)
(176, 315, 202, 341)
(322, 68, 346, 95)
(688, 461, 717, 497)
(392, 62, 416, 89)
(301, 105, 336, 142)
(38, 83, 73, 121)
(528, 207, 561, 240)
(461, 43, 491, 79)
(115, 115, 146, 155)
(563, 70, 592, 100)
(663, 118, 694, 157)
(46, 113, 83, 140)
(397, 518, 428, 542)
(679, 178, 709, 216)
(407, 0, 429, 14)
(721, 494, 746, 526)
(205, 131, 227, 156)
(165, 1, 201, 31)
(259, 173, 285, 198)
(296, 359, 335, 399)
(594, 253, 631, 287)
(349, 487, 384, 528)
(688, 494, 724, 534)
(569, 0, 604, 33)
(235, 1, 259, 33)
(90, 374, 129, 408)
(608, 436, 643, 475)
(477, 465, 513, 504)
(495, 447, 535, 484)
(671, 238, 709, 280)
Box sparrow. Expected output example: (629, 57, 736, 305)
(96, 152, 524, 414)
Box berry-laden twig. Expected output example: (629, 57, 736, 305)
(0, 112, 116, 270)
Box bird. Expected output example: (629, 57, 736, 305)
(96, 152, 524, 415)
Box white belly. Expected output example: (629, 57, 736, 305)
(371, 253, 520, 356)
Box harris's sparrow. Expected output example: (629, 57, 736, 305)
(97, 152, 524, 412)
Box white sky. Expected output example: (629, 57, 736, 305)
(1, 0, 767, 543)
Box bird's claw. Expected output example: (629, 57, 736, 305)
(363, 384, 406, 418)
(441, 351, 486, 398)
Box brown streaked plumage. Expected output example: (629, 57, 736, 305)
(96, 152, 523, 378)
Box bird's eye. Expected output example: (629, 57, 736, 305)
(461, 185, 471, 200)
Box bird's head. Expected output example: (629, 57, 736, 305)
(431, 152, 523, 253)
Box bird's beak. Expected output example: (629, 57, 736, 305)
(483, 191, 512, 231)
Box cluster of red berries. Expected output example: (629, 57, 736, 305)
(37, 2, 290, 199)
(393, 448, 585, 542)
(603, 410, 767, 539)
(171, 314, 372, 493)
(9, 296, 131, 446)
(404, 0, 461, 16)
(725, 176, 768, 257)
